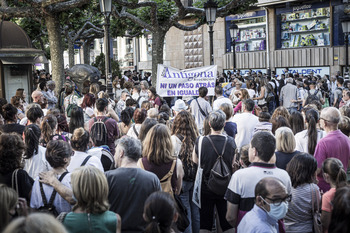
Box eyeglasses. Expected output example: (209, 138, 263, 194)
(261, 194, 292, 206)
(320, 117, 331, 122)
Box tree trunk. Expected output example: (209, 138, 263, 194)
(38, 38, 50, 72)
(45, 13, 65, 90)
(68, 40, 75, 68)
(83, 39, 92, 65)
(151, 30, 166, 87)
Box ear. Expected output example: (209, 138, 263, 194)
(173, 212, 179, 223)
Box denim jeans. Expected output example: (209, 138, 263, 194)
(179, 181, 200, 233)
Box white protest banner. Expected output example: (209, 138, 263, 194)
(156, 64, 217, 97)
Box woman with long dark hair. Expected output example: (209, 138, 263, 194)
(285, 153, 320, 233)
(0, 133, 33, 202)
(68, 106, 84, 134)
(23, 124, 50, 179)
(295, 108, 325, 155)
(171, 111, 199, 233)
(321, 158, 348, 232)
(148, 87, 163, 109)
(143, 192, 177, 233)
(328, 186, 350, 233)
(289, 111, 304, 135)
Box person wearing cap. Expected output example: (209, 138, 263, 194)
(171, 99, 188, 116)
(302, 81, 324, 107)
(213, 86, 233, 111)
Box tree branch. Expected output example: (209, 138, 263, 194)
(112, 6, 153, 32)
(0, 0, 7, 8)
(173, 21, 204, 31)
(47, 0, 90, 13)
(217, 0, 250, 17)
(0, 7, 34, 18)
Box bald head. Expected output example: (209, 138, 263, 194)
(31, 91, 43, 103)
(255, 177, 286, 199)
(321, 107, 341, 125)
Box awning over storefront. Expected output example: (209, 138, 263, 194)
(0, 48, 48, 64)
(257, 0, 298, 7)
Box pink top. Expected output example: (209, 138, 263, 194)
(314, 130, 350, 192)
(321, 188, 336, 213)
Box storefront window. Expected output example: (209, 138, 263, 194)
(225, 11, 266, 52)
(277, 5, 330, 49)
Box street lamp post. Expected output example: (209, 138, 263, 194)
(204, 0, 217, 66)
(99, 38, 103, 54)
(342, 16, 350, 76)
(99, 0, 114, 98)
(229, 23, 239, 74)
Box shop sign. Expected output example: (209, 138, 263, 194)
(224, 69, 267, 75)
(276, 67, 330, 76)
(226, 10, 265, 21)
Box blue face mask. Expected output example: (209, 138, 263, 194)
(260, 196, 289, 221)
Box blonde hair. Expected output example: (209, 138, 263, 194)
(142, 124, 175, 165)
(2, 213, 67, 233)
(71, 166, 109, 214)
(275, 127, 296, 153)
(89, 83, 100, 97)
(0, 184, 18, 232)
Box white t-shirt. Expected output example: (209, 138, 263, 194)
(67, 151, 104, 172)
(30, 172, 72, 214)
(295, 129, 326, 154)
(24, 146, 51, 179)
(171, 135, 182, 157)
(213, 96, 233, 111)
(232, 112, 259, 149)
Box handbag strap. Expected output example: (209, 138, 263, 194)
(198, 136, 204, 168)
(206, 136, 228, 158)
(12, 169, 19, 193)
(40, 171, 68, 206)
(81, 156, 92, 166)
(133, 125, 139, 137)
(195, 98, 207, 117)
(310, 184, 320, 214)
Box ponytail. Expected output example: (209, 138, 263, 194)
(322, 158, 348, 188)
(24, 124, 41, 159)
(144, 220, 162, 233)
(306, 109, 319, 155)
(40, 114, 58, 145)
(335, 165, 347, 188)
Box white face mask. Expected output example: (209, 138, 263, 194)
(261, 196, 289, 221)
(117, 84, 121, 89)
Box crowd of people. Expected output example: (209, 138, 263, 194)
(0, 68, 350, 233)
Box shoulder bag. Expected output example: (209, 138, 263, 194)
(311, 184, 322, 233)
(12, 168, 19, 194)
(195, 98, 207, 117)
(192, 136, 204, 208)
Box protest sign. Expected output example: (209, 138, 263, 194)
(156, 64, 217, 97)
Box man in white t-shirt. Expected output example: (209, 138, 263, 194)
(213, 86, 233, 110)
(232, 99, 259, 150)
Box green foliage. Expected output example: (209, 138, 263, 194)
(92, 53, 121, 78)
(110, 17, 143, 38)
(135, 0, 176, 24)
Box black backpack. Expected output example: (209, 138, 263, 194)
(90, 117, 109, 146)
(305, 90, 320, 105)
(36, 172, 68, 217)
(206, 136, 231, 196)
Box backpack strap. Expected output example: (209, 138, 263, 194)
(206, 136, 228, 157)
(57, 212, 68, 223)
(133, 125, 139, 137)
(81, 156, 92, 166)
(12, 169, 19, 194)
(160, 160, 177, 182)
(40, 172, 68, 206)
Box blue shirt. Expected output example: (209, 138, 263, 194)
(237, 204, 279, 233)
